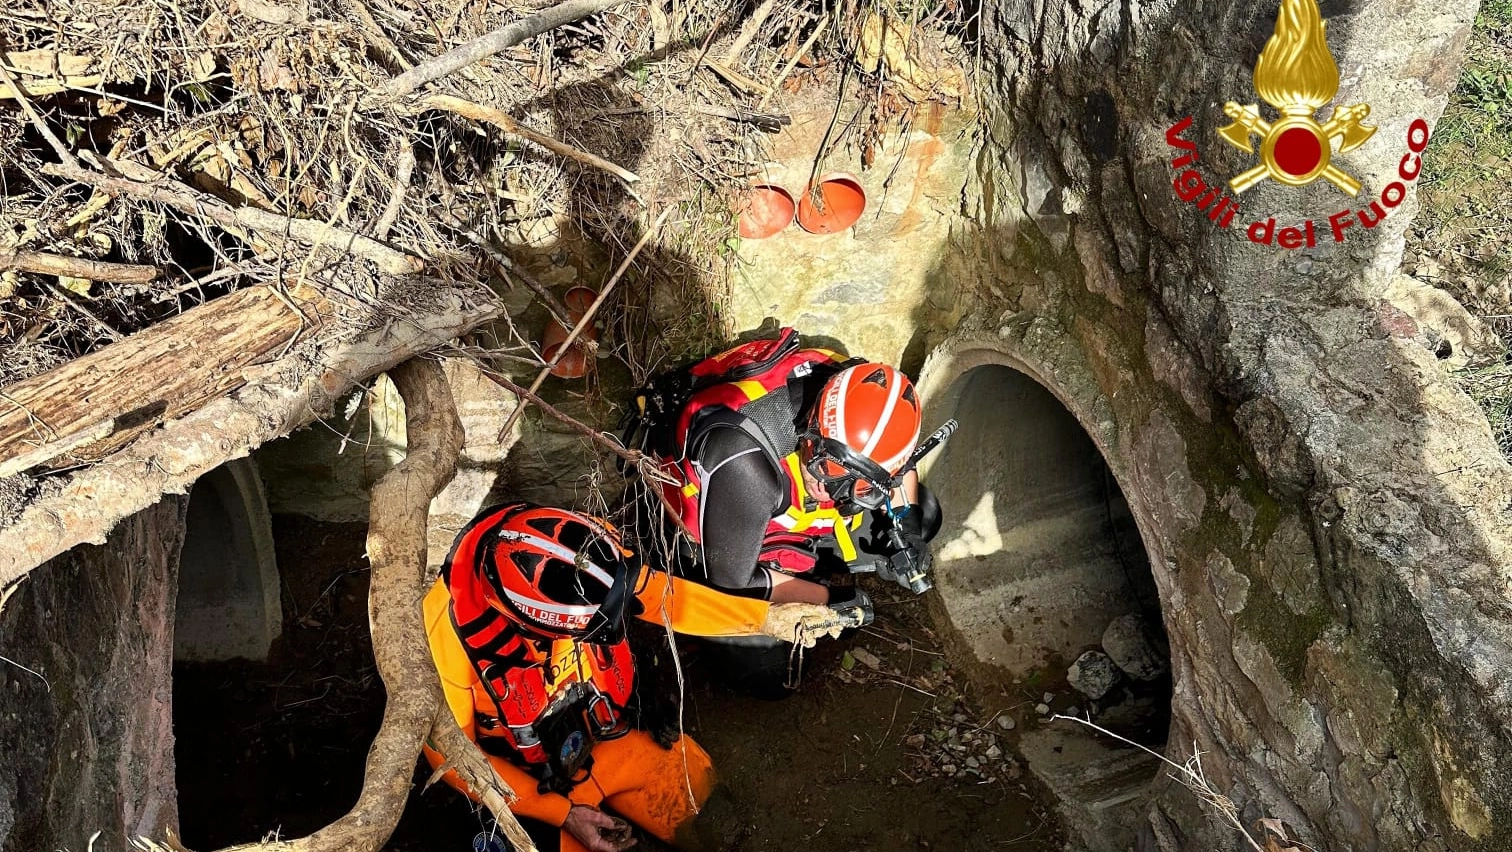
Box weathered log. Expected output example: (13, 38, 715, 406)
(0, 284, 326, 479)
(0, 284, 502, 586)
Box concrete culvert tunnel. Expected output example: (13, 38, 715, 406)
(927, 362, 1172, 850)
(175, 458, 281, 662)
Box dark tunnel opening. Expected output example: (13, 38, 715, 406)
(928, 363, 1172, 845)
(169, 461, 479, 851)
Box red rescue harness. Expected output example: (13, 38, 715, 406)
(656, 332, 865, 572)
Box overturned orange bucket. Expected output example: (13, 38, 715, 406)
(736, 184, 796, 239)
(795, 173, 866, 234)
(542, 285, 599, 379)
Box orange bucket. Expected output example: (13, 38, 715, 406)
(736, 184, 796, 239)
(541, 285, 599, 379)
(795, 173, 866, 234)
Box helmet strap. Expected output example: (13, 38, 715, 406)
(581, 531, 640, 645)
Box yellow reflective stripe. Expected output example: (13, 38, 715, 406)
(834, 514, 858, 561)
(549, 638, 592, 688)
(778, 453, 852, 534)
(732, 379, 768, 400)
(681, 481, 700, 497)
(783, 453, 805, 485)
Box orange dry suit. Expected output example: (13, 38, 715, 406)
(422, 509, 772, 851)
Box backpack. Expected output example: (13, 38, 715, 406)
(621, 327, 819, 463)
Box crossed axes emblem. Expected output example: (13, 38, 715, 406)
(1218, 102, 1377, 196)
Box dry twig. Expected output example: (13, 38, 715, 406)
(722, 0, 782, 66)
(374, 141, 416, 241)
(758, 14, 831, 110)
(468, 360, 695, 539)
(463, 229, 576, 330)
(1, 250, 158, 284)
(41, 281, 122, 342)
(1051, 714, 1266, 852)
(0, 58, 78, 167)
(706, 60, 774, 96)
(419, 94, 641, 186)
(43, 157, 423, 276)
(497, 206, 673, 439)
(378, 0, 630, 100)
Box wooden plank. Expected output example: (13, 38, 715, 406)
(0, 283, 504, 584)
(0, 284, 324, 477)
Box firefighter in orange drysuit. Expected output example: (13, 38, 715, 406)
(423, 502, 795, 852)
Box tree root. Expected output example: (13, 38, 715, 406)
(175, 358, 534, 852)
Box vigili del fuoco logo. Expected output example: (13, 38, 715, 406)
(1164, 0, 1430, 249)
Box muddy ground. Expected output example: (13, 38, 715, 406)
(174, 515, 1062, 852)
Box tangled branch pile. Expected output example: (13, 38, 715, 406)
(2, 0, 972, 389)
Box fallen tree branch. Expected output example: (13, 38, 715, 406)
(0, 283, 502, 586)
(378, 0, 629, 100)
(462, 228, 575, 331)
(0, 283, 320, 478)
(427, 711, 538, 852)
(374, 140, 416, 241)
(194, 358, 471, 852)
(42, 156, 423, 276)
(690, 103, 790, 131)
(0, 250, 159, 283)
(420, 94, 640, 186)
(222, 357, 467, 852)
(469, 361, 696, 539)
(721, 0, 780, 65)
(498, 205, 673, 439)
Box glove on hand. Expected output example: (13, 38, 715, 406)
(826, 586, 875, 629)
(896, 507, 933, 577)
(760, 592, 872, 648)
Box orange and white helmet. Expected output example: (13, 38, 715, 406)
(473, 504, 638, 642)
(801, 363, 922, 512)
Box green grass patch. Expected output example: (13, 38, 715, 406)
(1418, 1, 1512, 240)
(1458, 361, 1512, 458)
(1416, 1, 1512, 462)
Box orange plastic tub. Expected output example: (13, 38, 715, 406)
(541, 286, 600, 379)
(795, 173, 866, 234)
(736, 184, 796, 239)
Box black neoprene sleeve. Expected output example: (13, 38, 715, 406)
(694, 428, 786, 598)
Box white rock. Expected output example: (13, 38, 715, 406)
(1035, 702, 1050, 715)
(1067, 650, 1121, 700)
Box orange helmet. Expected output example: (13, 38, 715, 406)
(801, 363, 922, 512)
(474, 504, 638, 643)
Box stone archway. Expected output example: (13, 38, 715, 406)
(919, 345, 1173, 852)
(174, 458, 281, 662)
